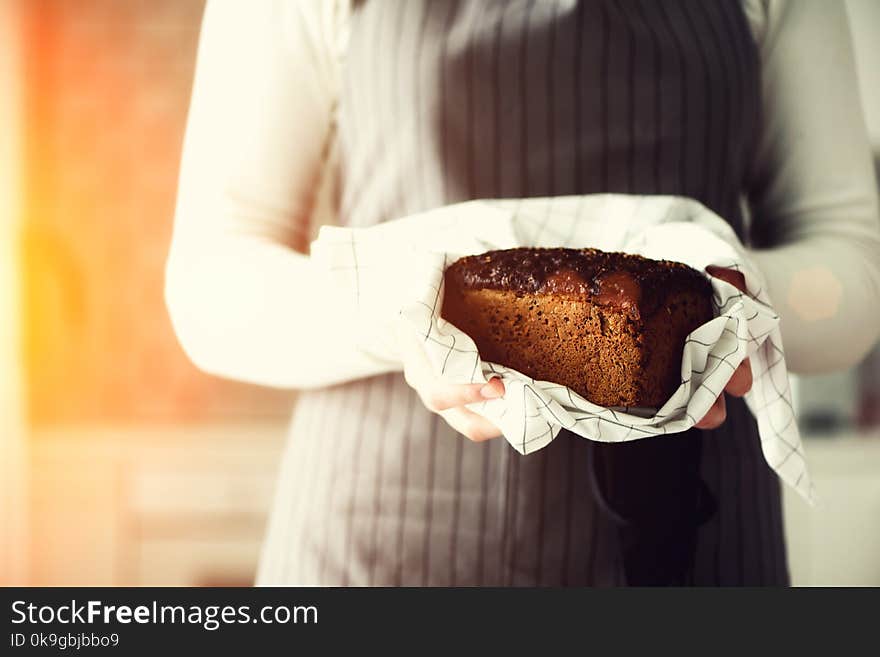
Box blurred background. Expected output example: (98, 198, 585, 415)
(1, 0, 879, 587)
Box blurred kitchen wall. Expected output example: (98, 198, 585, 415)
(793, 0, 880, 435)
(1, 0, 27, 586)
(6, 0, 294, 587)
(21, 0, 294, 425)
(848, 0, 880, 148)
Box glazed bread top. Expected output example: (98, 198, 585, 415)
(444, 247, 712, 319)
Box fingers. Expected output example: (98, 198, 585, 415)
(694, 359, 750, 430)
(417, 376, 504, 412)
(706, 265, 747, 292)
(399, 317, 506, 413)
(398, 318, 504, 441)
(695, 394, 726, 430)
(725, 359, 752, 397)
(480, 376, 505, 399)
(698, 268, 751, 430)
(440, 407, 503, 442)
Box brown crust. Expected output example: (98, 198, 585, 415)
(440, 247, 715, 407)
(444, 247, 711, 319)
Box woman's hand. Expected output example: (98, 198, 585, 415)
(696, 266, 754, 429)
(397, 320, 505, 441)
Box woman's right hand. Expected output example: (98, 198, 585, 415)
(396, 320, 505, 442)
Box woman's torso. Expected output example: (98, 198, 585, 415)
(257, 0, 788, 586)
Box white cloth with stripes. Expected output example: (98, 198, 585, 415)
(312, 194, 813, 502)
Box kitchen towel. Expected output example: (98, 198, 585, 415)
(311, 194, 814, 503)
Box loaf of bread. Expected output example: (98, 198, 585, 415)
(440, 247, 714, 408)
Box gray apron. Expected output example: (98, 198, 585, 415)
(257, 0, 788, 586)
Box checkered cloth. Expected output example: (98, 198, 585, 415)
(312, 195, 814, 503)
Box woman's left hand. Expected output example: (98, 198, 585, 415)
(696, 266, 753, 429)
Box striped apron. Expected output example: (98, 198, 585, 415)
(257, 0, 789, 586)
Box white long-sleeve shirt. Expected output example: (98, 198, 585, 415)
(165, 0, 880, 389)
